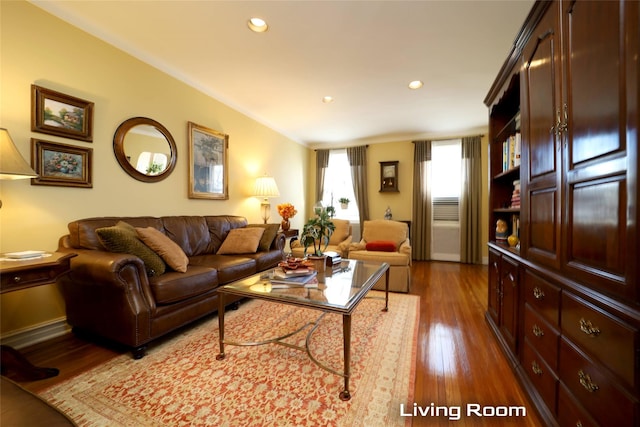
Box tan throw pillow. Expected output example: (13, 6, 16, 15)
(247, 223, 280, 251)
(96, 221, 166, 276)
(136, 227, 189, 273)
(217, 227, 265, 254)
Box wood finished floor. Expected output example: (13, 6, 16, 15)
(9, 261, 542, 426)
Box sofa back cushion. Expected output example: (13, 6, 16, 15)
(362, 219, 408, 248)
(67, 217, 164, 250)
(66, 215, 251, 257)
(329, 219, 351, 245)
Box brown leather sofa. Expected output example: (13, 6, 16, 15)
(57, 215, 284, 358)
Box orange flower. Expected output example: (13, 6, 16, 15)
(277, 203, 297, 220)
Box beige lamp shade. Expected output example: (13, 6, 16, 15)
(254, 175, 279, 223)
(0, 128, 38, 180)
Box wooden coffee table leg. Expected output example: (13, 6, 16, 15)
(216, 294, 226, 360)
(339, 313, 352, 401)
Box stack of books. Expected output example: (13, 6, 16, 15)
(270, 267, 317, 286)
(511, 180, 521, 208)
(502, 132, 521, 171)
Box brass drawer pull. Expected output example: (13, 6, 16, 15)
(533, 287, 545, 299)
(531, 361, 543, 375)
(532, 324, 544, 337)
(579, 318, 601, 337)
(13, 276, 22, 283)
(578, 370, 599, 392)
(576, 422, 583, 427)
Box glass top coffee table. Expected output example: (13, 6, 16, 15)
(215, 259, 390, 401)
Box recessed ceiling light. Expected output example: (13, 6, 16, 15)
(322, 96, 334, 103)
(408, 80, 424, 89)
(248, 17, 268, 33)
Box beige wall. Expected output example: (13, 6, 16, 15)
(0, 1, 309, 336)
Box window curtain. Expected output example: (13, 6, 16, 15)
(460, 135, 483, 264)
(315, 149, 330, 204)
(412, 140, 432, 260)
(346, 146, 369, 225)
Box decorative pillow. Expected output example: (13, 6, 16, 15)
(96, 221, 166, 276)
(247, 223, 280, 251)
(136, 227, 189, 273)
(365, 240, 397, 252)
(217, 227, 265, 255)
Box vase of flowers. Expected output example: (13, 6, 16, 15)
(277, 203, 297, 231)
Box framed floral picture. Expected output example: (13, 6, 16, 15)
(188, 122, 229, 200)
(31, 139, 93, 188)
(31, 85, 94, 142)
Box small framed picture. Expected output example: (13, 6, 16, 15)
(31, 85, 94, 142)
(31, 139, 93, 188)
(188, 122, 229, 199)
(380, 161, 399, 192)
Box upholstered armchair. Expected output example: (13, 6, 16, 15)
(290, 218, 352, 258)
(348, 219, 411, 292)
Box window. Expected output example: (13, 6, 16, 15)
(136, 152, 168, 175)
(431, 140, 461, 222)
(321, 149, 360, 222)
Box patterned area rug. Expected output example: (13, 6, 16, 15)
(40, 291, 418, 426)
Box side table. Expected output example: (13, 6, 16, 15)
(0, 252, 76, 380)
(281, 228, 299, 254)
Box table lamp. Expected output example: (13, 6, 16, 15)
(254, 175, 279, 223)
(0, 128, 38, 208)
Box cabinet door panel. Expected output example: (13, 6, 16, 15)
(500, 254, 519, 352)
(488, 248, 501, 323)
(565, 0, 624, 165)
(521, 3, 562, 270)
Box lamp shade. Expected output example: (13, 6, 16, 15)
(0, 128, 38, 180)
(253, 175, 280, 198)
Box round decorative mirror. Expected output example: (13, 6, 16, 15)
(113, 117, 177, 182)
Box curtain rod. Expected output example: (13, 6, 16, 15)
(412, 134, 484, 143)
(314, 145, 369, 151)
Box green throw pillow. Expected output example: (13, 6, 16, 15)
(248, 223, 280, 251)
(96, 221, 166, 276)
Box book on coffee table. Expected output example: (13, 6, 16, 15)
(270, 269, 318, 286)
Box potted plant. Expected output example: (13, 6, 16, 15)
(338, 197, 350, 209)
(300, 209, 336, 271)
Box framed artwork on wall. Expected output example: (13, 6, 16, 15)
(379, 161, 399, 192)
(188, 121, 229, 200)
(31, 85, 94, 142)
(31, 139, 93, 188)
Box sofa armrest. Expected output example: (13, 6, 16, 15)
(399, 238, 412, 264)
(56, 246, 156, 348)
(272, 232, 286, 252)
(337, 235, 353, 254)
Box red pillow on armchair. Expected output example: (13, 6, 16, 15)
(365, 240, 397, 252)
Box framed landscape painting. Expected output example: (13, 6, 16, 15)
(31, 85, 94, 142)
(31, 139, 93, 188)
(188, 122, 229, 200)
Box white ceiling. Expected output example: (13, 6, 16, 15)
(31, 0, 534, 148)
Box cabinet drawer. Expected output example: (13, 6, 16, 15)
(559, 338, 637, 427)
(562, 292, 637, 388)
(0, 267, 58, 291)
(524, 303, 560, 370)
(557, 382, 599, 427)
(523, 269, 560, 327)
(523, 340, 558, 414)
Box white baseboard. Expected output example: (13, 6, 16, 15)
(0, 317, 71, 350)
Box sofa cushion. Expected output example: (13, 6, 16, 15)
(247, 223, 280, 251)
(96, 221, 166, 276)
(329, 219, 350, 245)
(149, 266, 218, 304)
(365, 240, 397, 252)
(189, 254, 257, 284)
(217, 227, 265, 254)
(136, 227, 189, 273)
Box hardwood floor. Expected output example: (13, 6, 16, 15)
(8, 261, 542, 426)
